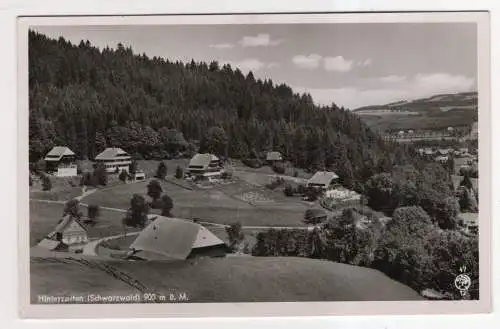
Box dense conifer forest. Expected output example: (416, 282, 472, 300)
(29, 30, 414, 185)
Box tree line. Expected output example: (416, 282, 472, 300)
(252, 206, 479, 300)
(29, 30, 416, 186)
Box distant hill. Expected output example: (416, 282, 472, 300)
(30, 256, 423, 303)
(353, 91, 478, 133)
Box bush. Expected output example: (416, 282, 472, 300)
(293, 170, 299, 177)
(41, 174, 52, 191)
(221, 171, 232, 180)
(29, 175, 33, 187)
(225, 222, 244, 252)
(265, 177, 285, 190)
(63, 199, 82, 219)
(242, 158, 263, 169)
(175, 165, 184, 179)
(304, 209, 327, 224)
(272, 163, 286, 174)
(284, 184, 294, 197)
(147, 179, 163, 202)
(155, 162, 167, 179)
(87, 204, 100, 222)
(161, 194, 174, 216)
(118, 169, 128, 183)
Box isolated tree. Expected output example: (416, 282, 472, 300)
(129, 160, 138, 175)
(160, 194, 174, 216)
(460, 172, 474, 190)
(225, 222, 245, 252)
(63, 199, 82, 219)
(93, 162, 108, 186)
(123, 194, 149, 229)
(41, 174, 52, 191)
(147, 179, 163, 203)
(155, 161, 167, 179)
(118, 169, 128, 183)
(87, 204, 100, 222)
(80, 171, 93, 187)
(175, 165, 184, 179)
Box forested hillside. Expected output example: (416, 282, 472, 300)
(29, 30, 414, 184)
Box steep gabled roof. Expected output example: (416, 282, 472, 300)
(188, 153, 219, 168)
(44, 146, 75, 161)
(129, 216, 226, 261)
(266, 151, 283, 161)
(307, 171, 339, 186)
(95, 147, 130, 160)
(47, 215, 87, 238)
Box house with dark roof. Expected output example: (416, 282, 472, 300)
(185, 153, 223, 178)
(95, 147, 132, 173)
(44, 146, 77, 177)
(127, 216, 229, 261)
(307, 171, 339, 190)
(266, 151, 283, 165)
(37, 215, 89, 252)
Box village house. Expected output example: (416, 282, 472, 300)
(185, 153, 223, 178)
(307, 171, 340, 190)
(37, 215, 89, 252)
(265, 151, 283, 165)
(132, 169, 146, 181)
(126, 216, 230, 261)
(457, 212, 478, 235)
(44, 146, 77, 177)
(95, 147, 132, 173)
(434, 155, 449, 164)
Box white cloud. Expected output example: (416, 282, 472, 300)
(239, 34, 283, 47)
(209, 43, 235, 49)
(380, 75, 407, 83)
(293, 73, 476, 109)
(292, 54, 322, 69)
(324, 56, 354, 72)
(222, 59, 278, 73)
(360, 58, 372, 67)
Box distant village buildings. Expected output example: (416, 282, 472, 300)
(44, 146, 77, 177)
(95, 147, 132, 173)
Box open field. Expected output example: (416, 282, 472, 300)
(29, 201, 142, 247)
(30, 176, 83, 202)
(81, 178, 310, 227)
(30, 256, 423, 303)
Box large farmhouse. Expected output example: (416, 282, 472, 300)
(307, 171, 340, 190)
(95, 147, 132, 173)
(186, 153, 223, 178)
(266, 151, 283, 165)
(127, 216, 230, 261)
(44, 146, 77, 177)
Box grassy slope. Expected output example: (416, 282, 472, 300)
(30, 257, 423, 302)
(81, 177, 309, 227)
(29, 201, 141, 246)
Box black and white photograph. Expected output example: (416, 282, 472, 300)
(18, 12, 491, 317)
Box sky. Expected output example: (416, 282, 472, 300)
(33, 23, 477, 109)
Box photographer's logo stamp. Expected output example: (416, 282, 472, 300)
(454, 265, 471, 298)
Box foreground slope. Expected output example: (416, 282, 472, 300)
(30, 256, 423, 302)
